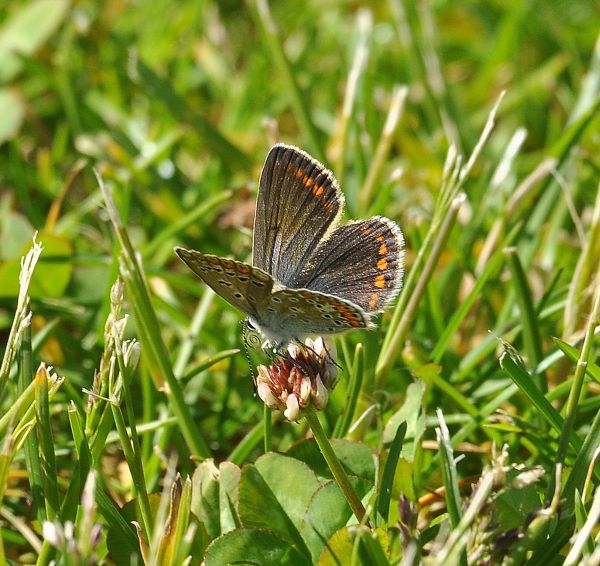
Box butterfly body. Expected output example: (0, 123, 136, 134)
(176, 144, 404, 350)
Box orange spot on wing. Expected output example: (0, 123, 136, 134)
(303, 176, 314, 188)
(377, 258, 388, 270)
(313, 185, 324, 196)
(295, 167, 304, 177)
(375, 274, 386, 289)
(378, 244, 388, 255)
(237, 264, 250, 274)
(376, 235, 385, 242)
(369, 293, 379, 309)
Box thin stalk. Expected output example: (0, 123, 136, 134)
(333, 343, 364, 438)
(359, 85, 408, 211)
(111, 331, 153, 536)
(475, 157, 556, 275)
(35, 365, 59, 520)
(19, 324, 46, 526)
(109, 398, 153, 540)
(96, 170, 210, 459)
(251, 0, 324, 161)
(505, 247, 546, 391)
(263, 405, 272, 453)
(305, 409, 368, 525)
(555, 270, 600, 483)
(437, 470, 496, 563)
(436, 409, 467, 566)
(564, 484, 600, 566)
(174, 288, 215, 377)
(0, 238, 42, 398)
(334, 10, 371, 186)
(432, 221, 521, 362)
(564, 181, 600, 336)
(376, 194, 465, 385)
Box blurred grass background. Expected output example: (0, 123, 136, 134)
(1, 0, 600, 563)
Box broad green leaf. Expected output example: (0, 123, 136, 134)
(238, 464, 311, 560)
(204, 528, 310, 566)
(0, 210, 34, 260)
(0, 233, 72, 299)
(218, 461, 241, 534)
(318, 526, 355, 565)
(190, 460, 221, 539)
(255, 453, 324, 529)
(496, 483, 542, 530)
(301, 479, 370, 561)
(287, 438, 376, 482)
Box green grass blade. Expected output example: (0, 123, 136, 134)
(376, 420, 406, 524)
(34, 365, 60, 520)
(97, 170, 210, 459)
(333, 343, 364, 438)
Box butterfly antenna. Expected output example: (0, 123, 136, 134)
(241, 319, 257, 392)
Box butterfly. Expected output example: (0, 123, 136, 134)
(175, 144, 404, 350)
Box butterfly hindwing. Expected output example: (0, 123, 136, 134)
(174, 248, 273, 317)
(264, 287, 371, 337)
(252, 144, 345, 286)
(296, 216, 404, 313)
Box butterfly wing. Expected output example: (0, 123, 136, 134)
(252, 144, 345, 286)
(296, 216, 404, 313)
(255, 286, 370, 345)
(175, 248, 273, 317)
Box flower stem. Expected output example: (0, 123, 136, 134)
(263, 405, 272, 452)
(305, 409, 368, 524)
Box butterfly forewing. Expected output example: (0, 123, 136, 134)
(174, 248, 273, 317)
(253, 144, 345, 286)
(295, 216, 404, 313)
